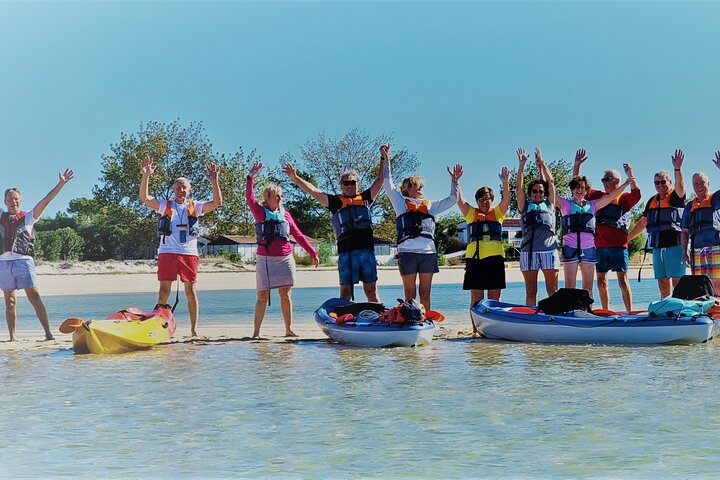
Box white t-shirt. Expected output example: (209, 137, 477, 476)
(155, 200, 207, 256)
(0, 209, 38, 261)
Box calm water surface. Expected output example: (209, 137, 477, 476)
(2, 282, 720, 479)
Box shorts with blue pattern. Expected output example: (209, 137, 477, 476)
(0, 258, 38, 291)
(338, 249, 378, 285)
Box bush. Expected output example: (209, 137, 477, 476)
(294, 253, 314, 266)
(317, 241, 333, 265)
(36, 228, 84, 261)
(446, 256, 464, 266)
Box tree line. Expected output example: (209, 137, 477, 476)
(34, 120, 646, 262)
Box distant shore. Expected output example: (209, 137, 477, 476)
(31, 259, 656, 296)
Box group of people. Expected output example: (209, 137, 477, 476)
(5, 145, 720, 340)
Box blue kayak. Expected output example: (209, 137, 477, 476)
(471, 299, 720, 345)
(314, 298, 435, 347)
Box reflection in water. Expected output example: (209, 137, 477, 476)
(4, 282, 720, 477)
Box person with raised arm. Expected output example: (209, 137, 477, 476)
(246, 162, 318, 338)
(283, 152, 384, 302)
(628, 149, 687, 298)
(139, 156, 222, 337)
(456, 165, 510, 332)
(516, 147, 559, 306)
(1, 170, 74, 341)
(680, 151, 720, 293)
(573, 149, 641, 311)
(554, 169, 634, 294)
(383, 145, 462, 311)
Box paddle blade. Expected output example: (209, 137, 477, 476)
(59, 318, 84, 334)
(426, 310, 445, 322)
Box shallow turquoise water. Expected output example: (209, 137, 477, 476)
(3, 282, 720, 478)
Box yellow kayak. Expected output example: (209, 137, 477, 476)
(59, 304, 177, 354)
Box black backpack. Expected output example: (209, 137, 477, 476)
(672, 275, 715, 300)
(537, 288, 594, 315)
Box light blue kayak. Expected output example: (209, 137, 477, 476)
(471, 299, 720, 345)
(314, 298, 435, 347)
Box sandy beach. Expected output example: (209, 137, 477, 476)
(2, 260, 656, 353)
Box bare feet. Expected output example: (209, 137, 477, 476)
(285, 330, 298, 338)
(191, 330, 198, 337)
(44, 334, 55, 341)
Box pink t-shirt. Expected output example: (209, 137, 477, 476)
(558, 197, 597, 250)
(246, 176, 317, 258)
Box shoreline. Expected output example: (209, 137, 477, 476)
(29, 262, 656, 296)
(1, 262, 657, 353)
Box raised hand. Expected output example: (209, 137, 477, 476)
(499, 166, 510, 183)
(59, 169, 74, 184)
(623, 163, 633, 177)
(534, 146, 544, 166)
(141, 156, 156, 175)
(248, 162, 263, 178)
(447, 164, 463, 182)
(206, 162, 220, 182)
(282, 162, 298, 180)
(517, 147, 528, 164)
(671, 149, 684, 170)
(380, 144, 390, 162)
(574, 148, 587, 165)
(713, 151, 720, 170)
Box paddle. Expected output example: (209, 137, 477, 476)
(59, 318, 83, 334)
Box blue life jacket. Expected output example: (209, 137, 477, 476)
(330, 195, 373, 239)
(595, 199, 631, 233)
(255, 207, 291, 245)
(0, 211, 34, 257)
(396, 199, 435, 244)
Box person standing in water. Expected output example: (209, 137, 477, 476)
(383, 144, 462, 311)
(516, 146, 559, 306)
(247, 162, 318, 338)
(283, 153, 384, 302)
(456, 166, 510, 332)
(1, 169, 74, 341)
(139, 156, 223, 337)
(573, 150, 641, 311)
(629, 150, 686, 298)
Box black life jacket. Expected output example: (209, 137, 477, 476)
(0, 211, 34, 257)
(396, 199, 435, 244)
(255, 207, 291, 246)
(330, 195, 373, 239)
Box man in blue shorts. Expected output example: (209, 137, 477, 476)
(1, 169, 74, 341)
(629, 150, 687, 298)
(283, 160, 384, 302)
(574, 150, 641, 311)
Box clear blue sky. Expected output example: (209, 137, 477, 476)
(2, 1, 720, 215)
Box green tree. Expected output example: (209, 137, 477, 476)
(93, 120, 257, 238)
(628, 204, 647, 259)
(434, 212, 466, 254)
(36, 227, 84, 261)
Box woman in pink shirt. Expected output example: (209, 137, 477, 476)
(246, 162, 318, 338)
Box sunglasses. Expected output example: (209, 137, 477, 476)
(531, 189, 545, 194)
(654, 180, 667, 186)
(601, 177, 616, 183)
(342, 180, 357, 186)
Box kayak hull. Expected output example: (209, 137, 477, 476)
(471, 299, 720, 345)
(61, 306, 176, 354)
(314, 298, 435, 347)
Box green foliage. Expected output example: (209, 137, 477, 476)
(35, 227, 84, 261)
(628, 204, 647, 259)
(294, 253, 314, 266)
(93, 119, 258, 238)
(317, 241, 334, 265)
(434, 212, 466, 254)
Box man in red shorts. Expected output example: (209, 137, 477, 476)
(139, 156, 222, 336)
